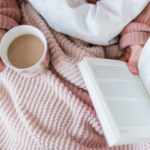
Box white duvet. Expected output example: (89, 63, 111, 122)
(28, 0, 149, 45)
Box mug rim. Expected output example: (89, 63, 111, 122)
(0, 25, 47, 71)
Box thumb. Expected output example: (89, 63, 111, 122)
(128, 45, 143, 75)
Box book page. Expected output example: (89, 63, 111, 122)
(138, 38, 150, 96)
(85, 58, 150, 130)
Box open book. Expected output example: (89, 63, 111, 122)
(78, 38, 150, 147)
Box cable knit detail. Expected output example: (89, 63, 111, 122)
(0, 15, 18, 30)
(120, 3, 150, 50)
(120, 32, 150, 50)
(0, 0, 21, 30)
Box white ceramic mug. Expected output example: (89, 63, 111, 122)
(0, 25, 50, 78)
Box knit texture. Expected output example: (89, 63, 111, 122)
(0, 0, 22, 30)
(1, 2, 147, 150)
(120, 3, 150, 50)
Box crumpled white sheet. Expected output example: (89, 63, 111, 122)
(28, 0, 149, 45)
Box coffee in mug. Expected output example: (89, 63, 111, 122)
(0, 25, 50, 78)
(7, 34, 45, 69)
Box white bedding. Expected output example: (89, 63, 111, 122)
(28, 0, 149, 45)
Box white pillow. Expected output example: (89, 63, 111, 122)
(28, 0, 149, 45)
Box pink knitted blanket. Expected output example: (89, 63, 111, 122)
(0, 2, 148, 150)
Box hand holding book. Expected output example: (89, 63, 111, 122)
(121, 45, 143, 75)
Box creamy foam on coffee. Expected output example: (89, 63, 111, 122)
(7, 34, 44, 69)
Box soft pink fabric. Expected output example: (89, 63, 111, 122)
(0, 2, 148, 150)
(0, 0, 22, 30)
(120, 3, 150, 50)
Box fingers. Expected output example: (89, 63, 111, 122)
(128, 45, 143, 75)
(0, 29, 6, 73)
(0, 29, 6, 41)
(120, 47, 131, 62)
(120, 45, 142, 75)
(121, 57, 128, 62)
(0, 58, 5, 72)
